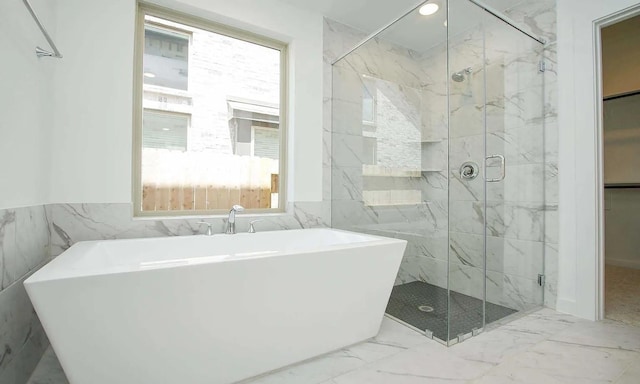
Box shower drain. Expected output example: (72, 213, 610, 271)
(418, 305, 434, 313)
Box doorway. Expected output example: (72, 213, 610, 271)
(600, 14, 640, 327)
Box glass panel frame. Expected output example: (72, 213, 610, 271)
(330, 0, 546, 346)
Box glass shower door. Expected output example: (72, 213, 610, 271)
(447, 0, 545, 343)
(446, 0, 488, 343)
(330, 0, 546, 346)
(483, 9, 545, 322)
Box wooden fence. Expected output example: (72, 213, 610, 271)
(141, 149, 279, 212)
(142, 184, 274, 211)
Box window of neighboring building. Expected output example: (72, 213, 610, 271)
(362, 77, 377, 128)
(143, 24, 189, 90)
(134, 4, 287, 216)
(363, 136, 377, 165)
(143, 110, 189, 151)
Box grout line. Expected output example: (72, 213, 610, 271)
(545, 338, 640, 353)
(0, 257, 52, 296)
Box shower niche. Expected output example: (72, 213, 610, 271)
(331, 0, 546, 345)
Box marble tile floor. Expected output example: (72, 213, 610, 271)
(27, 309, 640, 384)
(605, 265, 640, 327)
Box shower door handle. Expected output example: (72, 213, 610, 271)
(485, 154, 505, 182)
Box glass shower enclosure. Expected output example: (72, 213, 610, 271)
(331, 0, 546, 345)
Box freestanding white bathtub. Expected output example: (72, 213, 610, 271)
(25, 228, 406, 384)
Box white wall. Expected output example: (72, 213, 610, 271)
(605, 189, 640, 269)
(0, 0, 54, 209)
(556, 0, 640, 320)
(48, 0, 324, 205)
(49, 0, 136, 204)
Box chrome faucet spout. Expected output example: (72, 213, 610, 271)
(226, 205, 245, 234)
(197, 221, 214, 236)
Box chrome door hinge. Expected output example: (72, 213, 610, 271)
(539, 60, 546, 73)
(538, 274, 546, 286)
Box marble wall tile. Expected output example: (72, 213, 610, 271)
(330, 99, 362, 136)
(449, 201, 485, 236)
(544, 162, 559, 204)
(544, 116, 559, 163)
(449, 170, 484, 202)
(501, 57, 545, 95)
(330, 134, 366, 168)
(543, 204, 559, 245)
(0, 274, 49, 384)
(48, 202, 327, 257)
(331, 167, 363, 202)
(420, 171, 448, 202)
(543, 242, 559, 308)
(446, 233, 545, 310)
(486, 202, 546, 242)
(449, 231, 484, 269)
(323, 18, 367, 65)
(341, 43, 423, 90)
(504, 0, 557, 44)
(395, 255, 448, 288)
(448, 134, 483, 172)
(326, 0, 557, 313)
(486, 164, 546, 204)
(487, 124, 546, 166)
(449, 263, 485, 300)
(450, 232, 544, 277)
(0, 205, 50, 384)
(323, 18, 369, 225)
(486, 271, 541, 311)
(486, 237, 544, 279)
(0, 206, 50, 290)
(541, 43, 559, 309)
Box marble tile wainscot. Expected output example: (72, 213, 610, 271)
(47, 202, 328, 257)
(0, 206, 51, 384)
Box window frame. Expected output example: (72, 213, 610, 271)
(133, 2, 289, 217)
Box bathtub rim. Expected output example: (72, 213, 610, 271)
(25, 228, 407, 284)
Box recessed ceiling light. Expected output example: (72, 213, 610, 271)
(419, 3, 439, 16)
(143, 72, 156, 78)
(162, 128, 171, 131)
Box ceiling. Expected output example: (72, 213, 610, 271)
(277, 0, 527, 53)
(277, 0, 424, 35)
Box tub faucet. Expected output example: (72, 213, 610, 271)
(226, 205, 245, 234)
(248, 219, 264, 233)
(197, 221, 214, 236)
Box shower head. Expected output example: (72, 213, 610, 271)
(452, 67, 472, 82)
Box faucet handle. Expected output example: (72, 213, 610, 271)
(197, 221, 214, 236)
(248, 219, 264, 233)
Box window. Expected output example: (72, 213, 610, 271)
(143, 24, 189, 90)
(362, 77, 377, 128)
(362, 137, 377, 165)
(143, 110, 189, 151)
(134, 4, 287, 216)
